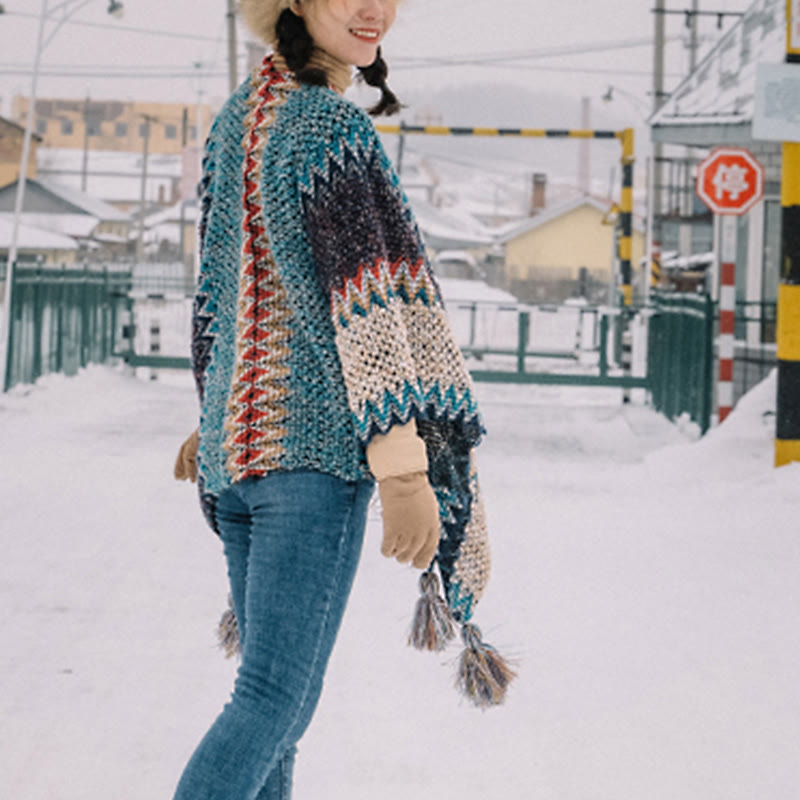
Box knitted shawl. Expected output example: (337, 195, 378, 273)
(192, 56, 511, 704)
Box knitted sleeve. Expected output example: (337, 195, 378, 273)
(297, 104, 484, 450)
(191, 132, 217, 403)
(293, 99, 491, 623)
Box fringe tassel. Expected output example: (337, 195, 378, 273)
(408, 571, 456, 652)
(456, 623, 515, 709)
(217, 594, 241, 659)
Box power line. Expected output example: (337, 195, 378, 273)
(391, 36, 681, 69)
(2, 10, 223, 42)
(0, 69, 223, 79)
(0, 64, 686, 80)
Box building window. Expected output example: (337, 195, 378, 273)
(139, 123, 149, 138)
(165, 124, 177, 140)
(36, 119, 48, 135)
(61, 119, 73, 135)
(115, 122, 128, 137)
(87, 120, 102, 136)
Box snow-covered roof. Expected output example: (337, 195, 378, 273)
(406, 196, 494, 249)
(0, 216, 78, 252)
(437, 277, 519, 305)
(37, 148, 184, 206)
(143, 199, 199, 228)
(434, 250, 478, 267)
(498, 196, 645, 243)
(650, 0, 785, 133)
(663, 251, 715, 270)
(0, 211, 97, 240)
(36, 178, 129, 222)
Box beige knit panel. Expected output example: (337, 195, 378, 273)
(400, 302, 474, 393)
(334, 299, 418, 424)
(454, 457, 492, 604)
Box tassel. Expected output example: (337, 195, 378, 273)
(457, 623, 515, 709)
(408, 571, 456, 652)
(217, 595, 240, 659)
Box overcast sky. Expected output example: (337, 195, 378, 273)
(0, 0, 753, 121)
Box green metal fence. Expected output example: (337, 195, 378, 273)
(2, 264, 131, 391)
(647, 290, 715, 434)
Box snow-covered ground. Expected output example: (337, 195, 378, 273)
(1, 366, 799, 800)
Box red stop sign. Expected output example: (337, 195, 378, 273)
(696, 148, 765, 216)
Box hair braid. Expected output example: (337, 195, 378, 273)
(275, 8, 327, 87)
(275, 10, 402, 116)
(358, 48, 402, 117)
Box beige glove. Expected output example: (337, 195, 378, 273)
(174, 429, 199, 482)
(366, 421, 439, 569)
(378, 471, 440, 569)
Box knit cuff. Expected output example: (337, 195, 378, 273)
(365, 420, 428, 481)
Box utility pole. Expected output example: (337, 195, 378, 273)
(136, 114, 156, 263)
(775, 0, 800, 466)
(227, 0, 238, 94)
(689, 0, 700, 73)
(578, 97, 591, 195)
(396, 122, 406, 177)
(180, 106, 188, 269)
(81, 94, 90, 192)
(651, 0, 667, 290)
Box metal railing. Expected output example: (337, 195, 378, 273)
(647, 290, 715, 434)
(2, 264, 131, 391)
(729, 300, 777, 406)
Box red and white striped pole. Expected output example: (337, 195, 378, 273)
(717, 214, 737, 422)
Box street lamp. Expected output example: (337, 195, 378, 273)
(1, 0, 124, 391)
(601, 85, 651, 121)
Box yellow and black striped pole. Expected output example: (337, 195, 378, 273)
(618, 128, 635, 306)
(375, 124, 635, 304)
(776, 0, 800, 466)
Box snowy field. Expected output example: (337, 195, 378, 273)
(1, 366, 799, 800)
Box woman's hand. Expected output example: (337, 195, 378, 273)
(174, 429, 199, 482)
(378, 472, 440, 569)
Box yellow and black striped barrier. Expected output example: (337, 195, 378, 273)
(651, 254, 662, 287)
(776, 3, 800, 467)
(376, 124, 636, 306)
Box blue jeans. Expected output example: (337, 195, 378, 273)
(173, 471, 374, 800)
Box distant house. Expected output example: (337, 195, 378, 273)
(135, 198, 198, 265)
(0, 216, 78, 266)
(0, 117, 42, 189)
(498, 196, 646, 304)
(0, 178, 130, 257)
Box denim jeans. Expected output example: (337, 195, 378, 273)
(173, 470, 374, 800)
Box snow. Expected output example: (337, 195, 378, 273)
(1, 366, 799, 800)
(0, 216, 78, 252)
(0, 211, 98, 240)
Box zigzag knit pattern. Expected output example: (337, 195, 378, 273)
(192, 55, 491, 617)
(224, 63, 295, 478)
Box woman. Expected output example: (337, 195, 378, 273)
(172, 1, 513, 797)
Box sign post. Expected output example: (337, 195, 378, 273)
(696, 147, 765, 423)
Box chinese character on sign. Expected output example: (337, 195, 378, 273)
(712, 164, 749, 202)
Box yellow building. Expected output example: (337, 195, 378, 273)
(500, 197, 646, 303)
(12, 97, 214, 156)
(0, 117, 41, 188)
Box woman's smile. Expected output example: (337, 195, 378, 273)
(297, 0, 398, 68)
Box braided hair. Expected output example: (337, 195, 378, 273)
(275, 8, 401, 117)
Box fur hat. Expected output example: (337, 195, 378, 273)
(240, 0, 293, 46)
